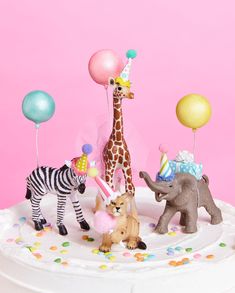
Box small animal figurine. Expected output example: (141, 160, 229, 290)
(139, 148, 222, 234)
(26, 144, 93, 235)
(89, 167, 147, 252)
(95, 50, 137, 212)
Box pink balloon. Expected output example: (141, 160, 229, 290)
(88, 50, 124, 87)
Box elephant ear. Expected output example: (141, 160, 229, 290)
(174, 174, 198, 206)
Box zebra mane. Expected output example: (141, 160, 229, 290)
(59, 164, 69, 171)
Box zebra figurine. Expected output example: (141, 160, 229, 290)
(26, 144, 93, 236)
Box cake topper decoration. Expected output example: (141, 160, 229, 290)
(94, 49, 137, 215)
(22, 90, 55, 167)
(88, 166, 120, 204)
(157, 144, 175, 182)
(140, 170, 223, 234)
(26, 144, 93, 236)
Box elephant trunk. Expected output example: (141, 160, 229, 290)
(139, 171, 157, 192)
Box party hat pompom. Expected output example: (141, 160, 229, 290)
(82, 144, 93, 155)
(159, 144, 168, 154)
(88, 167, 99, 178)
(126, 49, 137, 59)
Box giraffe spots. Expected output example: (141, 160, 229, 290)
(123, 162, 128, 168)
(114, 154, 118, 160)
(118, 157, 123, 164)
(125, 152, 130, 161)
(126, 168, 131, 176)
(112, 146, 117, 153)
(105, 175, 110, 182)
(116, 132, 122, 141)
(119, 148, 124, 155)
(116, 121, 121, 130)
(127, 177, 131, 183)
(108, 151, 113, 160)
(108, 141, 113, 149)
(114, 109, 121, 120)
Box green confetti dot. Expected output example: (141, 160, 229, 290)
(185, 248, 193, 253)
(54, 258, 62, 263)
(62, 242, 70, 247)
(219, 242, 226, 247)
(87, 237, 95, 242)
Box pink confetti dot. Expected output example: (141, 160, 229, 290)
(6, 238, 14, 243)
(123, 252, 131, 257)
(193, 253, 201, 259)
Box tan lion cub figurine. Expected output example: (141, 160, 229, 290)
(98, 193, 147, 252)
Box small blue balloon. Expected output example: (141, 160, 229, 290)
(22, 90, 55, 125)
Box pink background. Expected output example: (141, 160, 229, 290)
(0, 0, 234, 208)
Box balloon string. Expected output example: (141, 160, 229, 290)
(193, 130, 196, 160)
(105, 86, 112, 129)
(36, 127, 39, 167)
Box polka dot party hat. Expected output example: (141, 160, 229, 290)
(71, 144, 93, 176)
(156, 144, 175, 182)
(115, 49, 137, 88)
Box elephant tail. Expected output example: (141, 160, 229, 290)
(202, 175, 209, 185)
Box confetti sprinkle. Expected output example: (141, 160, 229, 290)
(92, 249, 99, 254)
(6, 238, 14, 243)
(87, 237, 95, 242)
(108, 256, 116, 262)
(60, 250, 68, 254)
(185, 248, 193, 253)
(33, 253, 42, 260)
(35, 232, 44, 237)
(54, 258, 62, 263)
(19, 217, 27, 224)
(62, 242, 70, 247)
(219, 242, 226, 248)
(171, 226, 179, 232)
(50, 246, 58, 251)
(123, 252, 131, 257)
(61, 261, 68, 266)
(13, 223, 20, 228)
(82, 235, 89, 240)
(99, 265, 108, 270)
(28, 246, 37, 252)
(168, 231, 177, 236)
(169, 257, 190, 267)
(193, 253, 201, 259)
(206, 254, 215, 260)
(43, 226, 52, 232)
(34, 242, 41, 247)
(149, 223, 156, 228)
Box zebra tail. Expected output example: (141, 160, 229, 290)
(25, 188, 32, 199)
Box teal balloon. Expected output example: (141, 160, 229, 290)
(22, 90, 55, 125)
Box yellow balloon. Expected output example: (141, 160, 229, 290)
(176, 94, 212, 130)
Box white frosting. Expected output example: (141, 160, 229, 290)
(0, 187, 235, 293)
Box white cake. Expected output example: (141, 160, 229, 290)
(1, 187, 235, 293)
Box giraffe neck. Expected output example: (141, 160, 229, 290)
(111, 97, 124, 142)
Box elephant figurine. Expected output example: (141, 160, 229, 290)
(139, 171, 223, 234)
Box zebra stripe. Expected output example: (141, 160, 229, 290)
(27, 165, 87, 227)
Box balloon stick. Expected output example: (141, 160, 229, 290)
(35, 124, 40, 167)
(192, 129, 196, 159)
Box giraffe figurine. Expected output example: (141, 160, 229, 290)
(95, 50, 137, 212)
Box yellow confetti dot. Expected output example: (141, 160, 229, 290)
(15, 237, 22, 243)
(108, 256, 116, 262)
(168, 232, 177, 236)
(60, 249, 68, 254)
(34, 242, 41, 247)
(99, 265, 108, 270)
(92, 249, 99, 254)
(50, 246, 58, 251)
(44, 226, 52, 232)
(36, 232, 44, 237)
(29, 247, 37, 252)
